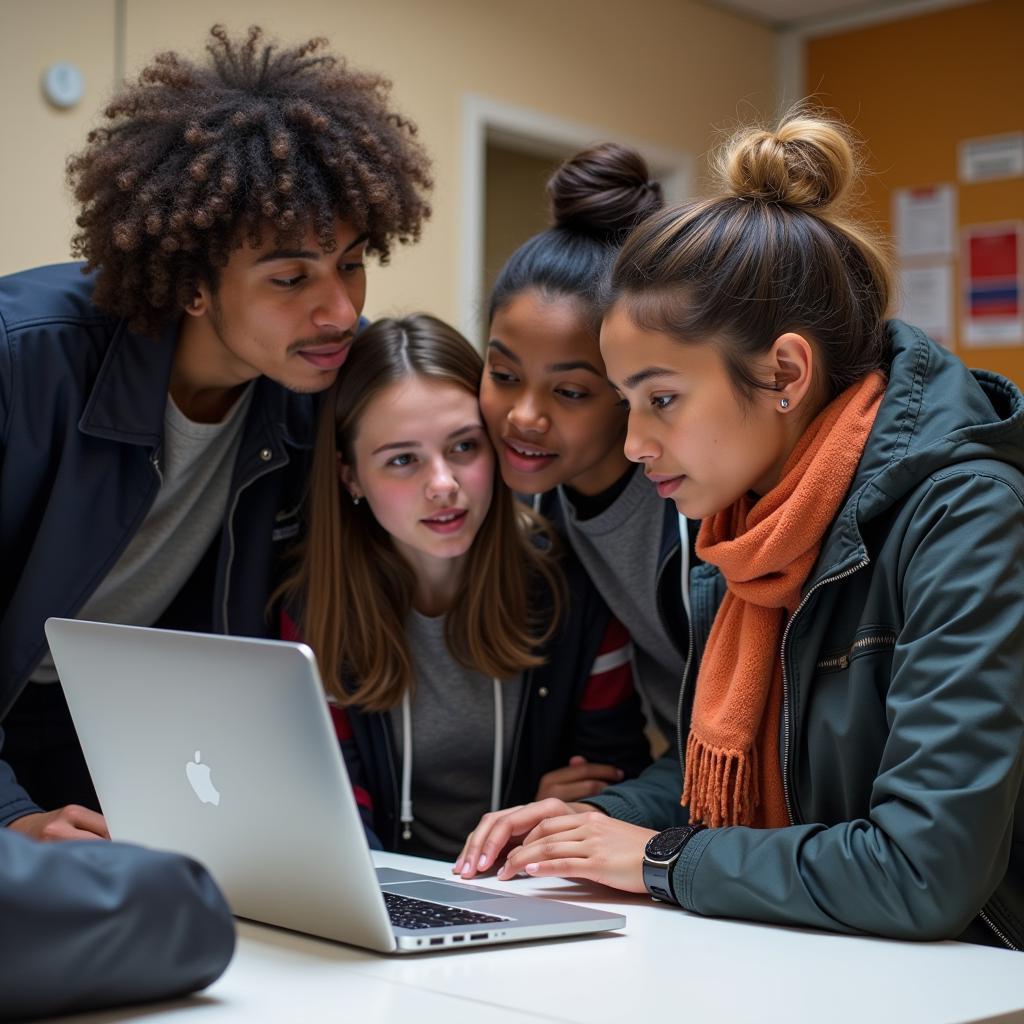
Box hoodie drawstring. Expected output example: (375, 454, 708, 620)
(399, 678, 504, 842)
(490, 676, 504, 814)
(678, 513, 692, 624)
(400, 691, 414, 840)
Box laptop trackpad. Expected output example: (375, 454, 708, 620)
(383, 881, 511, 903)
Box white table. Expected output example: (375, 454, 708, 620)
(41, 851, 1024, 1024)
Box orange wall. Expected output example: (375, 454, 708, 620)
(806, 0, 1024, 385)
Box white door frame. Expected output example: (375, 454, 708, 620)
(458, 94, 695, 343)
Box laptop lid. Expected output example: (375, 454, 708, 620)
(44, 619, 624, 952)
(46, 618, 398, 950)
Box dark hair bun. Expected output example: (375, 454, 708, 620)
(547, 143, 663, 239)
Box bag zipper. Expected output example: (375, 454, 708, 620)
(980, 908, 1020, 951)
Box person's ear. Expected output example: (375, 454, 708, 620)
(338, 457, 362, 503)
(184, 282, 212, 319)
(768, 332, 815, 413)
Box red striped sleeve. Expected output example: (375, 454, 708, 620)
(579, 616, 635, 711)
(281, 614, 372, 814)
(279, 609, 301, 643)
(328, 703, 354, 742)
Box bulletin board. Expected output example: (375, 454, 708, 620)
(805, 0, 1024, 385)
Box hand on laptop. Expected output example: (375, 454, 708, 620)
(7, 805, 110, 842)
(534, 756, 624, 803)
(494, 812, 656, 893)
(454, 798, 596, 880)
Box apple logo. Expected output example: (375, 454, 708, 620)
(185, 750, 221, 806)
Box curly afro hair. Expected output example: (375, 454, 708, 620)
(67, 25, 433, 334)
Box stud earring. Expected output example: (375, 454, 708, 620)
(351, 494, 361, 506)
(779, 397, 790, 410)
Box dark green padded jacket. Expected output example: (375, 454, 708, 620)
(588, 320, 1024, 949)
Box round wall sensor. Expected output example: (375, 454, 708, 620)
(42, 63, 85, 109)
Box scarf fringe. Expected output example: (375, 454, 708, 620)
(682, 731, 759, 828)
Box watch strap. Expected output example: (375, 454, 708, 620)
(642, 824, 706, 904)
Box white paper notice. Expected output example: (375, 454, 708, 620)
(893, 185, 956, 258)
(959, 133, 1024, 184)
(898, 264, 954, 348)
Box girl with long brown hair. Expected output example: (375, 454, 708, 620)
(457, 109, 1024, 948)
(280, 314, 649, 859)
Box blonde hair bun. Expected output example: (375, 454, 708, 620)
(718, 108, 858, 213)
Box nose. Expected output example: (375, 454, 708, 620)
(311, 278, 358, 334)
(507, 392, 549, 435)
(623, 411, 659, 464)
(425, 457, 458, 502)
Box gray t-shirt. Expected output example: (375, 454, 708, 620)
(389, 610, 523, 860)
(558, 469, 685, 748)
(31, 386, 253, 682)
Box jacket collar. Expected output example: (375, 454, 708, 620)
(78, 318, 177, 446)
(77, 316, 315, 451)
(813, 319, 1024, 579)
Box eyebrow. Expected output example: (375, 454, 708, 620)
(621, 367, 679, 390)
(255, 232, 370, 265)
(487, 339, 520, 364)
(370, 423, 482, 456)
(488, 340, 604, 378)
(548, 359, 605, 376)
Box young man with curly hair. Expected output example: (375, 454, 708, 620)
(0, 26, 432, 845)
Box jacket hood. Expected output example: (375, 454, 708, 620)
(818, 319, 1024, 573)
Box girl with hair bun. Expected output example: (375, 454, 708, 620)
(278, 314, 649, 859)
(477, 144, 694, 807)
(459, 109, 1024, 949)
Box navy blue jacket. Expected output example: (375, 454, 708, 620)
(0, 263, 315, 823)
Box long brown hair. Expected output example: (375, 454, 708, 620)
(279, 314, 562, 711)
(605, 107, 894, 404)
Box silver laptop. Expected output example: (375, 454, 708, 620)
(45, 618, 625, 953)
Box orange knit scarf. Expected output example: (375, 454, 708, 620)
(683, 372, 887, 829)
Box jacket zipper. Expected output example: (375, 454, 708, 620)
(220, 458, 280, 633)
(381, 716, 403, 847)
(779, 559, 870, 823)
(676, 610, 696, 783)
(649, 536, 690, 778)
(501, 669, 533, 805)
(816, 632, 897, 672)
(655, 538, 682, 652)
(979, 908, 1020, 951)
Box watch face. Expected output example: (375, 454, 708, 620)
(645, 826, 696, 860)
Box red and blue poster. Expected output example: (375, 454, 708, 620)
(963, 223, 1023, 347)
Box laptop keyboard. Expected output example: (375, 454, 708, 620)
(383, 891, 507, 930)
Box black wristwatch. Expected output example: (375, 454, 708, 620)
(642, 825, 706, 904)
